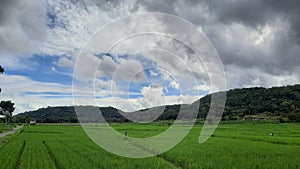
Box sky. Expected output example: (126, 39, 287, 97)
(0, 0, 299, 114)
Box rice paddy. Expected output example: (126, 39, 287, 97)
(0, 122, 299, 169)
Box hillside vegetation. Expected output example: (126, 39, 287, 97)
(14, 84, 300, 123)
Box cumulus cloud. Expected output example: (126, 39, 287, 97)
(73, 52, 100, 81)
(170, 80, 180, 89)
(206, 0, 300, 41)
(138, 0, 300, 88)
(57, 56, 75, 68)
(140, 84, 164, 107)
(97, 55, 118, 78)
(113, 58, 146, 82)
(0, 0, 47, 69)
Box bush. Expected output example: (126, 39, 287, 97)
(287, 109, 300, 122)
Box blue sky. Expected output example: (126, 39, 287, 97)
(7, 55, 72, 85)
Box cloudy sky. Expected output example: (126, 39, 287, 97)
(0, 0, 299, 114)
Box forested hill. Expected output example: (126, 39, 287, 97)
(14, 84, 300, 123)
(195, 84, 300, 122)
(14, 106, 127, 123)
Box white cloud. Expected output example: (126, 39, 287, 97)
(0, 0, 47, 70)
(0, 75, 72, 114)
(73, 52, 100, 81)
(0, 75, 71, 94)
(94, 94, 200, 112)
(170, 80, 180, 89)
(97, 55, 118, 78)
(149, 69, 159, 76)
(189, 84, 211, 92)
(225, 65, 300, 89)
(164, 86, 169, 93)
(140, 84, 164, 107)
(57, 56, 75, 68)
(113, 58, 146, 82)
(41, 0, 143, 58)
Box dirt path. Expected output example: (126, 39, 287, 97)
(0, 125, 23, 138)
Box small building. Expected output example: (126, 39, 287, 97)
(29, 120, 36, 125)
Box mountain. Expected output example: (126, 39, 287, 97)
(13, 84, 300, 123)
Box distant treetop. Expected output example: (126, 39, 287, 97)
(0, 66, 4, 74)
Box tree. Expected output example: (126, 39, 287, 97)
(0, 65, 4, 74)
(0, 101, 15, 124)
(0, 65, 3, 93)
(287, 109, 300, 122)
(0, 67, 15, 124)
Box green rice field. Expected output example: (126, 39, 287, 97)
(0, 122, 299, 169)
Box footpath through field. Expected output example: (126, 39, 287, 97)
(0, 125, 22, 138)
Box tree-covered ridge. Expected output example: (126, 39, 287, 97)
(14, 106, 126, 123)
(196, 84, 300, 121)
(14, 84, 300, 123)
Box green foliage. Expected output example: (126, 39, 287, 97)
(0, 100, 15, 124)
(286, 109, 300, 122)
(14, 106, 126, 123)
(0, 101, 15, 115)
(195, 85, 300, 121)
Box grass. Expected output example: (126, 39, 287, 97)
(0, 123, 15, 133)
(0, 122, 299, 169)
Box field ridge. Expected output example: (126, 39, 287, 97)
(212, 135, 300, 146)
(42, 140, 63, 169)
(14, 141, 25, 169)
(125, 138, 183, 169)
